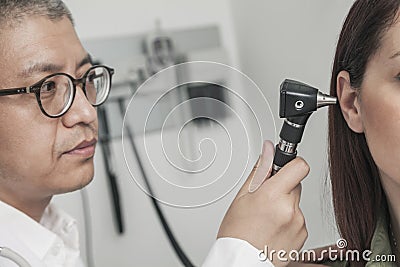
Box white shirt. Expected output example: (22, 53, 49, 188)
(0, 200, 84, 267)
(203, 238, 274, 266)
(0, 200, 273, 267)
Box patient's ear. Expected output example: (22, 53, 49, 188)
(336, 70, 364, 133)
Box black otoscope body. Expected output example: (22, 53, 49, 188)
(272, 79, 337, 175)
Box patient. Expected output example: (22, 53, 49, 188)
(290, 0, 400, 266)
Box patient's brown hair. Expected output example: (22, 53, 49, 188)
(329, 0, 400, 266)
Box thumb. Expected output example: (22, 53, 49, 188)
(248, 140, 274, 193)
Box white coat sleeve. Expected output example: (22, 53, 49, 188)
(202, 237, 275, 267)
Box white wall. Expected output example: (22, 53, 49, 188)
(54, 1, 357, 266)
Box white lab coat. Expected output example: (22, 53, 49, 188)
(0, 200, 273, 267)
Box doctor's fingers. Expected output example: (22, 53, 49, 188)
(236, 140, 274, 198)
(259, 156, 310, 195)
(291, 183, 302, 205)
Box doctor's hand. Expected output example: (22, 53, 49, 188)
(217, 140, 310, 267)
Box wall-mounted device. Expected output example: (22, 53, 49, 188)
(143, 20, 176, 75)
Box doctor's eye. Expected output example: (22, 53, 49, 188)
(41, 81, 57, 93)
(39, 75, 71, 102)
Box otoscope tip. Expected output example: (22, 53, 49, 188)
(317, 91, 337, 108)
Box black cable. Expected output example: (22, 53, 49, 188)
(117, 98, 195, 267)
(98, 106, 125, 234)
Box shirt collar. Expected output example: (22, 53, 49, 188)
(0, 199, 77, 260)
(40, 202, 79, 250)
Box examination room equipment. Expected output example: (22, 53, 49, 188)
(272, 79, 337, 175)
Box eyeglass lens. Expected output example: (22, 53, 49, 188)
(85, 67, 110, 106)
(39, 66, 110, 117)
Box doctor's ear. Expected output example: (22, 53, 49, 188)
(336, 70, 364, 133)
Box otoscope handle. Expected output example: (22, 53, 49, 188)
(280, 118, 307, 143)
(272, 144, 297, 175)
(271, 117, 307, 174)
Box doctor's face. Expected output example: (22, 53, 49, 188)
(0, 16, 97, 202)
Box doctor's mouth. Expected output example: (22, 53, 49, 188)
(63, 138, 97, 158)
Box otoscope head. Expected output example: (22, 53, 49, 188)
(279, 79, 337, 119)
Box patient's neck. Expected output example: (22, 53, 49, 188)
(380, 172, 400, 253)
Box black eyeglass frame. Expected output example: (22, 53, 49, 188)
(0, 65, 115, 118)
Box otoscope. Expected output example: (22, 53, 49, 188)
(272, 79, 337, 175)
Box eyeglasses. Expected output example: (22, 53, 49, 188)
(0, 65, 115, 118)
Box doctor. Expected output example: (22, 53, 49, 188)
(0, 1, 310, 266)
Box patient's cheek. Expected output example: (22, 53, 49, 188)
(361, 89, 400, 181)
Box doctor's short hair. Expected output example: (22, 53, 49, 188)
(0, 0, 73, 28)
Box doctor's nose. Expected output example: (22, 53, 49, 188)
(61, 85, 97, 128)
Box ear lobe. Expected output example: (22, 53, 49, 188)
(336, 70, 364, 133)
